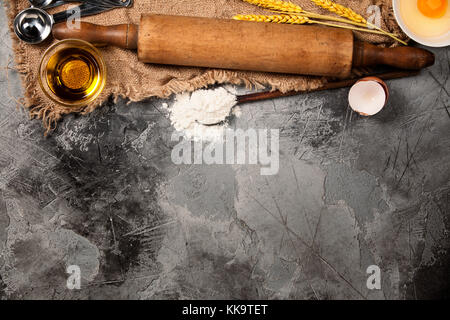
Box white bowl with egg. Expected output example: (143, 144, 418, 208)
(393, 0, 450, 47)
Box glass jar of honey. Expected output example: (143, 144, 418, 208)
(39, 39, 107, 108)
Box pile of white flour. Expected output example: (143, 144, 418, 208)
(163, 87, 238, 142)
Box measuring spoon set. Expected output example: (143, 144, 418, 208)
(14, 0, 133, 44)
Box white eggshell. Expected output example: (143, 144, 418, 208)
(348, 81, 387, 116)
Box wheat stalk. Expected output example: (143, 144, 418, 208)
(242, 0, 305, 13)
(233, 14, 386, 35)
(242, 0, 365, 27)
(240, 0, 407, 45)
(234, 14, 310, 24)
(309, 0, 407, 44)
(268, 9, 367, 27)
(310, 0, 366, 23)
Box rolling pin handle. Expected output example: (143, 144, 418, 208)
(353, 42, 435, 70)
(52, 22, 139, 50)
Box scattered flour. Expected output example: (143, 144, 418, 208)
(165, 87, 238, 142)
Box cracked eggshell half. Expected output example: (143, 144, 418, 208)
(348, 77, 389, 116)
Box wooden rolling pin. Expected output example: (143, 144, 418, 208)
(53, 14, 435, 78)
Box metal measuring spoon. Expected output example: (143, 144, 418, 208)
(28, 0, 65, 9)
(28, 0, 133, 9)
(14, 4, 114, 44)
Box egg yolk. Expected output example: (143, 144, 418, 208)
(417, 0, 448, 18)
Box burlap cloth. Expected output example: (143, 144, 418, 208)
(5, 0, 406, 133)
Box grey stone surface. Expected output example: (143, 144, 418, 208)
(0, 4, 449, 300)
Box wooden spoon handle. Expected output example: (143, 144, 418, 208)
(237, 70, 419, 104)
(353, 42, 435, 70)
(52, 22, 139, 49)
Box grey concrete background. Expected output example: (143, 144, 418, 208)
(0, 4, 449, 300)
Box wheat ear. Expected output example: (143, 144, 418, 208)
(268, 9, 368, 27)
(309, 0, 407, 45)
(269, 10, 367, 28)
(240, 0, 406, 44)
(310, 0, 366, 23)
(233, 14, 386, 35)
(242, 0, 305, 14)
(234, 14, 310, 24)
(242, 0, 365, 27)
